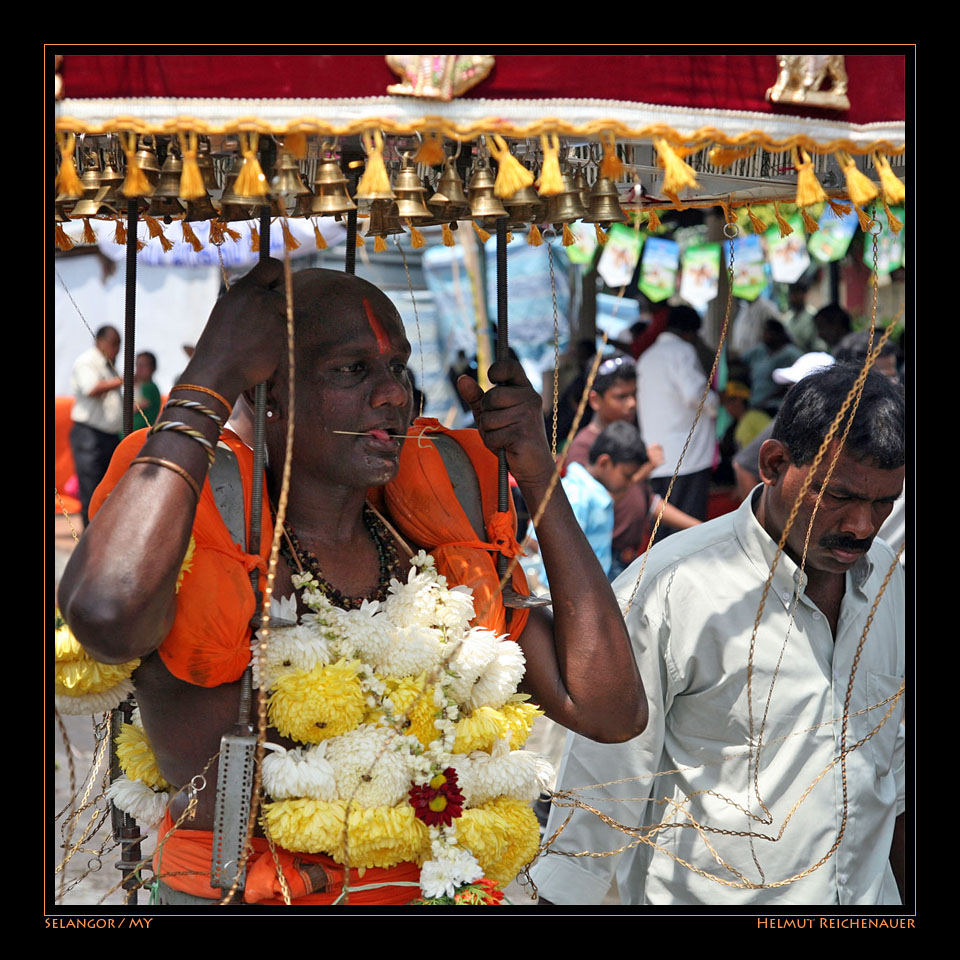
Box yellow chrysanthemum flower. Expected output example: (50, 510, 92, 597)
(54, 622, 140, 696)
(479, 796, 541, 887)
(382, 675, 440, 747)
(263, 798, 347, 855)
(115, 722, 170, 790)
(455, 805, 510, 873)
(453, 705, 506, 754)
(498, 700, 544, 748)
(175, 535, 196, 593)
(269, 660, 366, 744)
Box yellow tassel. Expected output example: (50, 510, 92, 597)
(506, 232, 514, 244)
(235, 132, 269, 197)
(113, 218, 127, 245)
(853, 204, 872, 231)
(654, 138, 699, 196)
(120, 132, 153, 198)
(409, 223, 426, 249)
(663, 191, 685, 211)
(281, 218, 301, 251)
(181, 220, 203, 252)
(527, 223, 543, 246)
(536, 134, 563, 197)
(441, 222, 456, 247)
(208, 220, 225, 245)
(882, 199, 903, 235)
(486, 134, 535, 200)
(224, 224, 241, 243)
(355, 231, 366, 247)
(873, 153, 906, 205)
(600, 132, 625, 180)
(55, 133, 84, 198)
(708, 144, 758, 169)
(312, 221, 327, 249)
(374, 234, 387, 252)
(142, 214, 164, 239)
(81, 219, 97, 244)
(827, 199, 852, 218)
(747, 205, 766, 235)
(158, 231, 174, 253)
(646, 208, 661, 232)
(773, 203, 793, 238)
(356, 131, 392, 199)
(800, 207, 820, 234)
(792, 147, 827, 208)
(413, 133, 446, 167)
(561, 222, 575, 246)
(836, 150, 878, 207)
(176, 131, 206, 200)
(283, 132, 308, 160)
(595, 222, 609, 245)
(55, 223, 74, 251)
(473, 221, 491, 243)
(249, 224, 260, 252)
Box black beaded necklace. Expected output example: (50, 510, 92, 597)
(278, 503, 402, 611)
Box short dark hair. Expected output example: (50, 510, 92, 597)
(592, 353, 636, 395)
(136, 351, 157, 372)
(834, 330, 897, 364)
(772, 363, 904, 468)
(588, 420, 648, 466)
(95, 325, 119, 342)
(666, 304, 702, 334)
(813, 303, 853, 334)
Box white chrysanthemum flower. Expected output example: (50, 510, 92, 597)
(324, 725, 418, 809)
(419, 846, 484, 899)
(457, 739, 554, 806)
(262, 743, 338, 801)
(444, 628, 501, 704)
(370, 624, 443, 678)
(262, 624, 334, 686)
(467, 639, 526, 710)
(56, 677, 135, 715)
(433, 584, 476, 635)
(384, 569, 446, 629)
(325, 603, 394, 664)
(268, 593, 299, 624)
(106, 775, 169, 827)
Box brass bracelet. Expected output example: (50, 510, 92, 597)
(170, 383, 233, 417)
(163, 397, 225, 429)
(130, 456, 202, 501)
(147, 420, 217, 466)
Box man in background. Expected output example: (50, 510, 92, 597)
(69, 325, 122, 527)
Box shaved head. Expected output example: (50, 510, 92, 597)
(290, 269, 403, 340)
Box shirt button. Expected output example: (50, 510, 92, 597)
(781, 591, 791, 601)
(812, 611, 821, 620)
(838, 873, 848, 884)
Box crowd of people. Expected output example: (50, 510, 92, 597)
(58, 260, 907, 908)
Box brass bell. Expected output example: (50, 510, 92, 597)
(270, 150, 311, 213)
(392, 153, 432, 221)
(583, 176, 628, 225)
(218, 167, 256, 222)
(575, 169, 592, 211)
(197, 139, 219, 191)
(546, 168, 588, 227)
(502, 180, 544, 224)
(467, 161, 507, 225)
(145, 150, 186, 218)
(428, 158, 470, 221)
(184, 193, 220, 222)
(222, 154, 275, 209)
(307, 158, 357, 216)
(133, 136, 161, 190)
(366, 199, 406, 242)
(70, 151, 117, 218)
(55, 200, 71, 223)
(97, 156, 125, 205)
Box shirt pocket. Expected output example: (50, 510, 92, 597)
(864, 671, 904, 780)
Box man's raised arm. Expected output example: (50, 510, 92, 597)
(58, 260, 286, 664)
(457, 361, 647, 744)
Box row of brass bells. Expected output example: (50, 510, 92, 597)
(467, 160, 507, 228)
(583, 176, 628, 225)
(428, 158, 470, 221)
(70, 151, 121, 219)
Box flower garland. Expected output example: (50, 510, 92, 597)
(108, 708, 171, 827)
(258, 552, 551, 903)
(54, 611, 139, 715)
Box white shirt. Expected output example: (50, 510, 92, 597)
(636, 331, 717, 479)
(70, 345, 122, 434)
(530, 491, 905, 906)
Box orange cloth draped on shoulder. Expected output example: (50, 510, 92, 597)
(88, 428, 271, 687)
(379, 418, 531, 642)
(153, 812, 421, 905)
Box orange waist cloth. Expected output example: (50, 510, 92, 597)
(153, 812, 421, 905)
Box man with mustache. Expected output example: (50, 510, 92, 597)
(533, 363, 906, 906)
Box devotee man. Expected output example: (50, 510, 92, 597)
(532, 364, 905, 906)
(69, 325, 122, 526)
(58, 259, 647, 905)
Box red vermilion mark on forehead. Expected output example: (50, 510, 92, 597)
(363, 297, 390, 355)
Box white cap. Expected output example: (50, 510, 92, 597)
(772, 352, 835, 385)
